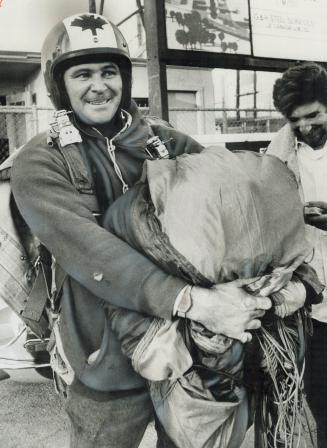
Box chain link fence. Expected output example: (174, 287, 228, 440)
(0, 107, 35, 162)
(0, 106, 57, 160)
(168, 108, 285, 136)
(0, 105, 284, 161)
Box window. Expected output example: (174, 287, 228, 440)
(134, 97, 149, 108)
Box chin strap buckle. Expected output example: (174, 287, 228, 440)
(145, 136, 172, 159)
(47, 110, 82, 147)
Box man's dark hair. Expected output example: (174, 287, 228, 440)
(273, 62, 327, 117)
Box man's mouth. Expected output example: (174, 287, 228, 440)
(87, 98, 110, 105)
(296, 126, 327, 148)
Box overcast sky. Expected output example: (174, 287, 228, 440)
(0, 0, 137, 52)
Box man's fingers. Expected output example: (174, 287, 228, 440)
(234, 319, 263, 343)
(307, 215, 327, 230)
(253, 296, 272, 310)
(237, 332, 253, 344)
(250, 309, 266, 319)
(233, 277, 261, 287)
(243, 296, 271, 310)
(246, 319, 262, 331)
(243, 296, 255, 309)
(309, 215, 327, 224)
(305, 201, 327, 209)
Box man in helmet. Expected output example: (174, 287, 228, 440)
(11, 13, 272, 447)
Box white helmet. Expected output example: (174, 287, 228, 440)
(41, 13, 132, 110)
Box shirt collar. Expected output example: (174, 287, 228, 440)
(295, 136, 327, 162)
(295, 137, 307, 152)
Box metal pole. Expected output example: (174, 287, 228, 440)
(99, 0, 105, 15)
(117, 9, 140, 27)
(136, 0, 145, 27)
(143, 0, 169, 120)
(236, 70, 240, 121)
(253, 70, 257, 119)
(32, 105, 39, 136)
(89, 0, 96, 13)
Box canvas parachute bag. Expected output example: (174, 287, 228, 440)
(0, 108, 95, 354)
(0, 114, 94, 364)
(0, 150, 55, 375)
(0, 152, 52, 338)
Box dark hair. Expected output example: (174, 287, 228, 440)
(273, 62, 327, 117)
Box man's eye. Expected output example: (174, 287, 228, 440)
(75, 72, 89, 79)
(103, 70, 117, 78)
(289, 117, 298, 123)
(306, 112, 319, 119)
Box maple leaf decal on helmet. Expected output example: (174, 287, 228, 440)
(71, 14, 107, 36)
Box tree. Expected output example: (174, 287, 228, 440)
(228, 42, 238, 53)
(184, 11, 202, 49)
(202, 18, 209, 28)
(221, 41, 227, 52)
(175, 12, 184, 28)
(199, 29, 211, 47)
(208, 32, 216, 45)
(175, 29, 189, 49)
(210, 0, 218, 19)
(218, 31, 225, 41)
(188, 31, 197, 49)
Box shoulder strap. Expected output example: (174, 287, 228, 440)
(47, 109, 100, 213)
(51, 138, 100, 214)
(55, 141, 92, 192)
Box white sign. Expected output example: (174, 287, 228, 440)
(250, 0, 327, 62)
(165, 0, 251, 56)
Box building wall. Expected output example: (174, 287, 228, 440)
(26, 69, 54, 133)
(133, 62, 216, 134)
(3, 61, 216, 135)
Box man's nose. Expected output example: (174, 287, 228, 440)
(297, 120, 312, 135)
(90, 75, 107, 92)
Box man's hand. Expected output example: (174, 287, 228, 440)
(304, 201, 327, 231)
(187, 278, 272, 343)
(272, 279, 306, 318)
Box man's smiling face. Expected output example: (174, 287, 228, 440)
(64, 62, 123, 126)
(289, 101, 327, 149)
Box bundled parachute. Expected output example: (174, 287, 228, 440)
(103, 146, 320, 448)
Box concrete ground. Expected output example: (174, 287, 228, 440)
(0, 375, 317, 448)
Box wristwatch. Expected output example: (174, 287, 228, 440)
(176, 285, 193, 318)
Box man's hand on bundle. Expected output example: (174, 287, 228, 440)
(272, 278, 306, 318)
(304, 201, 327, 230)
(187, 278, 272, 344)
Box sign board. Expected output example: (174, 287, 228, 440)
(250, 0, 327, 62)
(165, 0, 251, 56)
(164, 0, 327, 65)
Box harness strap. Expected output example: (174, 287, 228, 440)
(49, 263, 67, 315)
(57, 143, 92, 193)
(22, 265, 50, 322)
(54, 141, 100, 214)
